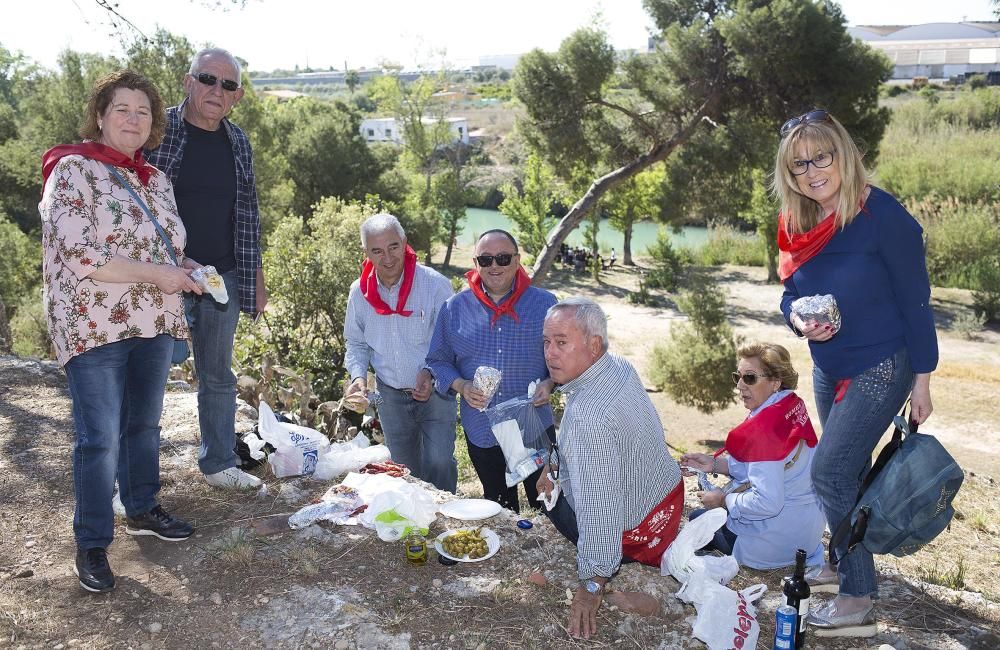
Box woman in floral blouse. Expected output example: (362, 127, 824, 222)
(39, 70, 202, 594)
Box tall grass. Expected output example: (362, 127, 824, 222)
(685, 226, 766, 267)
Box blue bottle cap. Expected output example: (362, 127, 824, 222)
(517, 519, 533, 529)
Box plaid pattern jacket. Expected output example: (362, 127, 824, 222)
(144, 99, 262, 314)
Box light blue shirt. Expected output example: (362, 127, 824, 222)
(723, 390, 826, 569)
(344, 264, 453, 390)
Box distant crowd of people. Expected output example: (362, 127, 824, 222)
(559, 243, 616, 274)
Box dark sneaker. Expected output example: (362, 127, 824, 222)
(125, 505, 193, 541)
(74, 547, 115, 593)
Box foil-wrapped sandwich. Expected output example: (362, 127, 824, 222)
(191, 265, 229, 304)
(473, 366, 502, 411)
(790, 294, 841, 334)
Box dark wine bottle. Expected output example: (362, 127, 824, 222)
(782, 549, 810, 649)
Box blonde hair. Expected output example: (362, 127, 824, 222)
(738, 342, 798, 390)
(771, 112, 870, 235)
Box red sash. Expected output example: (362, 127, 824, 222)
(42, 142, 155, 188)
(717, 393, 817, 463)
(359, 246, 417, 316)
(464, 266, 531, 325)
(622, 483, 684, 566)
(776, 211, 837, 282)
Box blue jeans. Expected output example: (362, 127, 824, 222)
(375, 378, 459, 493)
(65, 334, 173, 550)
(689, 507, 738, 555)
(811, 348, 914, 598)
(190, 270, 241, 475)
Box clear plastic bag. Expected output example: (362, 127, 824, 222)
(485, 395, 548, 487)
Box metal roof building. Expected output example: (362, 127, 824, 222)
(850, 22, 1000, 80)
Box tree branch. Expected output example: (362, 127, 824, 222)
(590, 97, 660, 140)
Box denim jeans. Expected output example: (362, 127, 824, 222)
(689, 507, 739, 555)
(190, 270, 241, 475)
(65, 334, 173, 550)
(375, 378, 459, 493)
(811, 347, 914, 598)
(543, 494, 580, 544)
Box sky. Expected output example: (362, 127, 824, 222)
(1, 0, 997, 73)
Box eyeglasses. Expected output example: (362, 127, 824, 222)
(475, 253, 515, 267)
(789, 150, 835, 176)
(779, 109, 831, 138)
(732, 371, 773, 386)
(194, 72, 240, 92)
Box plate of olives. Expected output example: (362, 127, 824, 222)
(434, 527, 501, 563)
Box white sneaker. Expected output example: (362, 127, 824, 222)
(205, 467, 263, 490)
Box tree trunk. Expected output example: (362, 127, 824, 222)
(530, 99, 718, 285)
(0, 294, 11, 355)
(443, 222, 457, 268)
(624, 222, 634, 266)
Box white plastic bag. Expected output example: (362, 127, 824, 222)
(357, 481, 438, 541)
(191, 265, 229, 304)
(661, 508, 739, 585)
(255, 401, 330, 478)
(677, 572, 766, 650)
(312, 431, 390, 480)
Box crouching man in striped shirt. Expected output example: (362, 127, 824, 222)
(538, 297, 683, 639)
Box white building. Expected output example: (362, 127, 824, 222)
(850, 22, 1000, 80)
(359, 117, 470, 145)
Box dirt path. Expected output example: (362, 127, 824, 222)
(1, 263, 998, 649)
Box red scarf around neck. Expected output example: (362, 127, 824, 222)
(776, 211, 837, 282)
(42, 141, 155, 188)
(715, 392, 818, 463)
(359, 245, 418, 316)
(465, 266, 531, 325)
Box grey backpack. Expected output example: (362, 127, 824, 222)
(830, 410, 964, 563)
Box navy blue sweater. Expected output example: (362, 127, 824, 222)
(780, 186, 939, 378)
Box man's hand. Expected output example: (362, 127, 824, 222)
(697, 490, 726, 509)
(679, 452, 714, 475)
(568, 583, 604, 639)
(345, 377, 367, 400)
(255, 267, 268, 315)
(536, 464, 553, 499)
(412, 369, 433, 402)
(531, 378, 554, 406)
(455, 378, 488, 409)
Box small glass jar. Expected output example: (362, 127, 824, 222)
(404, 532, 427, 566)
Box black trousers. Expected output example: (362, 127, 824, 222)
(465, 434, 541, 514)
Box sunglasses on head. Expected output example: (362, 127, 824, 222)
(475, 253, 515, 267)
(195, 72, 240, 92)
(779, 109, 830, 138)
(732, 371, 772, 386)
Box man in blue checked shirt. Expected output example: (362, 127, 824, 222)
(344, 214, 457, 492)
(424, 230, 557, 511)
(145, 48, 266, 490)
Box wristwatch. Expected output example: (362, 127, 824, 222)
(583, 579, 604, 595)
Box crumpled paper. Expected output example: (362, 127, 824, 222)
(191, 265, 229, 304)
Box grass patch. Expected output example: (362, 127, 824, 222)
(917, 556, 968, 591)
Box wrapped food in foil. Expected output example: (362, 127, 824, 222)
(191, 265, 229, 304)
(790, 294, 841, 333)
(473, 366, 502, 410)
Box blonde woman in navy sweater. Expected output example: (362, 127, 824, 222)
(772, 110, 938, 638)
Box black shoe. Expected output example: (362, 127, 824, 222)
(125, 505, 193, 541)
(74, 547, 115, 593)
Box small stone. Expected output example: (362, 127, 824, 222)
(527, 572, 547, 587)
(259, 596, 269, 603)
(148, 622, 162, 634)
(605, 591, 661, 617)
(432, 579, 442, 588)
(210, 592, 223, 605)
(140, 644, 152, 650)
(24, 541, 36, 548)
(335, 641, 349, 650)
(54, 645, 64, 649)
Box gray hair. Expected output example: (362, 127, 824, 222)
(546, 297, 609, 352)
(360, 213, 406, 249)
(189, 47, 242, 84)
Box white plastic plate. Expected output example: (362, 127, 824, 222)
(438, 498, 503, 520)
(434, 528, 501, 563)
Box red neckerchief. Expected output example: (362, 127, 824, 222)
(776, 211, 837, 282)
(715, 392, 818, 463)
(622, 483, 684, 566)
(465, 266, 531, 325)
(42, 142, 155, 188)
(359, 245, 417, 317)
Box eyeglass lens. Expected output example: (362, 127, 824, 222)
(790, 151, 834, 176)
(196, 72, 239, 92)
(732, 372, 761, 386)
(475, 253, 514, 267)
(779, 109, 830, 137)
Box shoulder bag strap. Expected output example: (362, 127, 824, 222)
(104, 164, 178, 267)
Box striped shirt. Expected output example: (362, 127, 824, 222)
(344, 264, 453, 390)
(557, 352, 682, 580)
(144, 99, 262, 314)
(425, 283, 557, 447)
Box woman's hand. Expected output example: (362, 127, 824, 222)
(910, 373, 933, 425)
(531, 378, 554, 406)
(791, 314, 835, 342)
(153, 265, 201, 295)
(680, 453, 714, 475)
(697, 490, 726, 509)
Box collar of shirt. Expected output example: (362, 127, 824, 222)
(557, 352, 613, 396)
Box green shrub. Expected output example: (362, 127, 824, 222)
(908, 197, 1000, 289)
(0, 214, 41, 316)
(971, 259, 1000, 323)
(648, 281, 738, 413)
(952, 308, 987, 339)
(645, 230, 684, 291)
(967, 74, 987, 90)
(10, 292, 49, 358)
(691, 226, 765, 267)
(880, 128, 1000, 203)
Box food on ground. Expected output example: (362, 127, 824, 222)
(358, 460, 408, 478)
(442, 528, 489, 559)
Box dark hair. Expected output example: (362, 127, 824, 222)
(79, 69, 167, 149)
(477, 229, 519, 253)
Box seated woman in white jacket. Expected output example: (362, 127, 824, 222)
(681, 342, 825, 569)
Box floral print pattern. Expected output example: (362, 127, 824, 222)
(40, 155, 188, 366)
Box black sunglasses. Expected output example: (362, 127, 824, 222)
(195, 72, 240, 92)
(732, 371, 773, 386)
(475, 253, 515, 267)
(779, 109, 830, 138)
